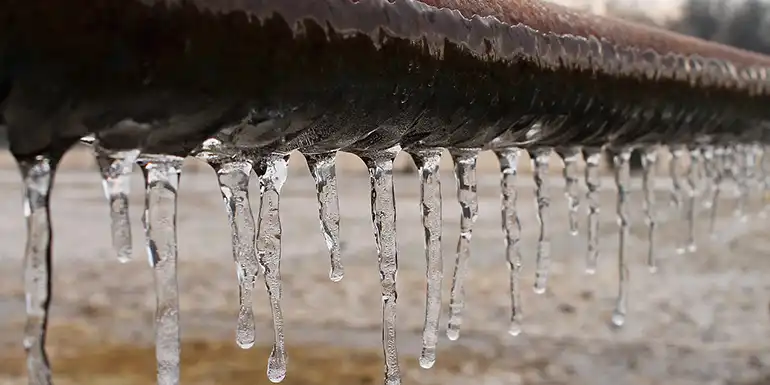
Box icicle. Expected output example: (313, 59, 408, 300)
(583, 147, 602, 274)
(701, 146, 716, 209)
(557, 147, 581, 236)
(669, 146, 686, 254)
(446, 148, 479, 341)
(640, 147, 658, 272)
(213, 159, 259, 349)
(360, 146, 402, 385)
(529, 147, 551, 294)
(408, 148, 443, 369)
(93, 145, 140, 263)
(138, 155, 185, 385)
(611, 148, 631, 327)
(494, 148, 524, 336)
(709, 146, 726, 235)
(305, 152, 344, 282)
(685, 148, 699, 253)
(194, 138, 259, 349)
(17, 154, 60, 385)
(254, 153, 291, 383)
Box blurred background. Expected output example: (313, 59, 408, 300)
(1, 1, 770, 385)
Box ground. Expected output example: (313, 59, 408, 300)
(0, 148, 768, 385)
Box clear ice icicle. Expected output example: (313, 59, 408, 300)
(583, 147, 602, 274)
(446, 148, 479, 341)
(93, 145, 140, 263)
(408, 148, 443, 369)
(640, 147, 658, 272)
(557, 147, 581, 236)
(255, 153, 291, 383)
(211, 159, 258, 349)
(18, 154, 60, 385)
(709, 146, 726, 234)
(495, 148, 524, 336)
(685, 148, 699, 253)
(669, 146, 686, 254)
(361, 146, 402, 385)
(139, 155, 185, 385)
(530, 148, 551, 294)
(611, 148, 631, 327)
(305, 152, 344, 282)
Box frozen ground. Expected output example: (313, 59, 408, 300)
(0, 149, 768, 385)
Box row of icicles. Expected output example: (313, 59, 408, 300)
(16, 137, 769, 385)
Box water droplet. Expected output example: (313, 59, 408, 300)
(640, 146, 658, 272)
(305, 152, 344, 282)
(360, 145, 402, 385)
(138, 154, 185, 385)
(495, 148, 524, 336)
(92, 144, 140, 263)
(557, 147, 581, 236)
(18, 154, 60, 385)
(530, 148, 552, 294)
(611, 148, 631, 327)
(583, 147, 602, 274)
(447, 148, 479, 341)
(408, 148, 443, 370)
(254, 153, 291, 383)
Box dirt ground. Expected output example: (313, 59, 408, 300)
(0, 148, 768, 385)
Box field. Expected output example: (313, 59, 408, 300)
(0, 148, 768, 385)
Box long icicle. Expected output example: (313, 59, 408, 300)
(669, 146, 686, 254)
(446, 148, 479, 341)
(685, 147, 699, 253)
(640, 146, 659, 272)
(94, 146, 140, 263)
(408, 148, 443, 369)
(212, 159, 259, 349)
(495, 148, 524, 336)
(557, 147, 581, 236)
(361, 146, 402, 385)
(529, 147, 552, 293)
(305, 152, 344, 282)
(255, 153, 291, 383)
(611, 148, 632, 327)
(139, 155, 185, 385)
(18, 154, 61, 385)
(583, 147, 602, 274)
(709, 146, 726, 234)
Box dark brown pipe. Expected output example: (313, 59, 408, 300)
(1, 0, 768, 158)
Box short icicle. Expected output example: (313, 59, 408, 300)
(495, 148, 524, 336)
(583, 147, 602, 274)
(446, 148, 480, 341)
(254, 153, 291, 383)
(138, 154, 185, 385)
(408, 148, 443, 369)
(360, 146, 402, 385)
(93, 144, 140, 263)
(640, 146, 659, 272)
(17, 154, 61, 385)
(611, 148, 632, 327)
(305, 151, 344, 282)
(557, 147, 581, 236)
(529, 147, 552, 293)
(214, 159, 259, 349)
